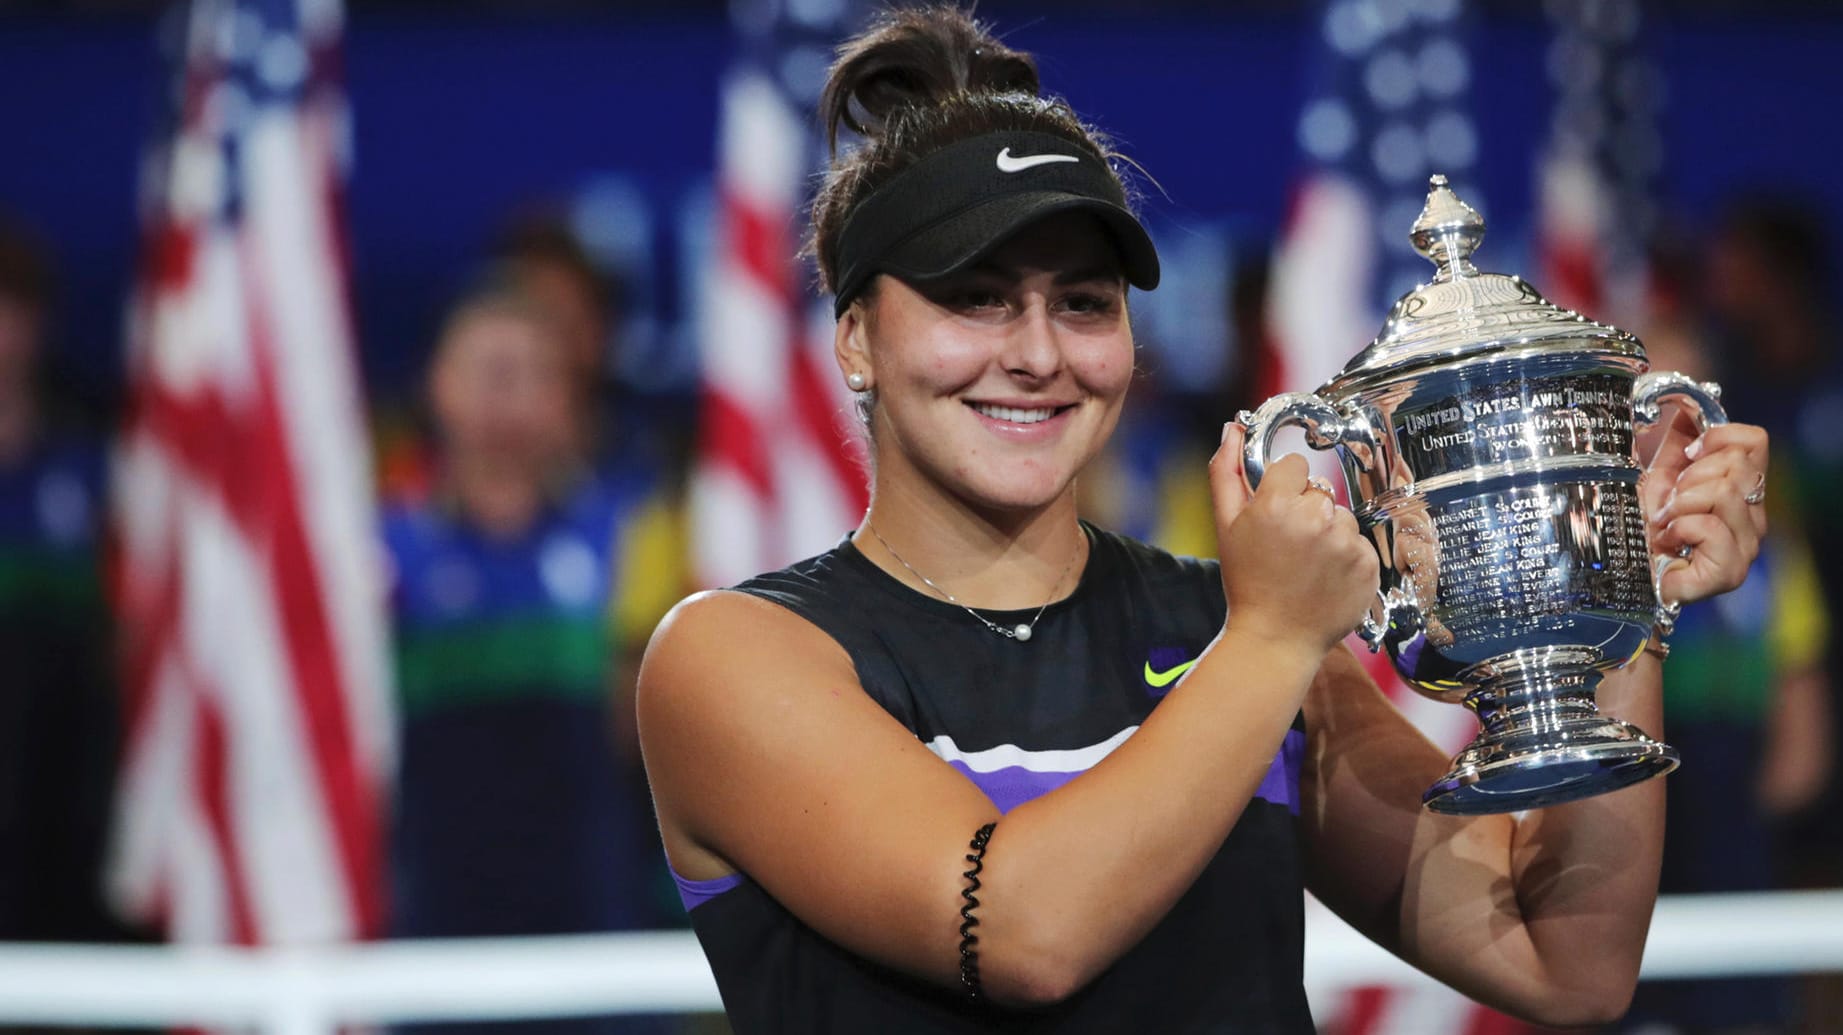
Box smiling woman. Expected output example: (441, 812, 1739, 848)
(634, 5, 1773, 1034)
(842, 215, 1138, 515)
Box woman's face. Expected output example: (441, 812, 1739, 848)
(429, 306, 575, 470)
(846, 212, 1136, 515)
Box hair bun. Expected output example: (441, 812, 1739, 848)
(822, 6, 1039, 150)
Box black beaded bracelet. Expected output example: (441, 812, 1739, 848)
(958, 821, 998, 1000)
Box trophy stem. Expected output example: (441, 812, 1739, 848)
(1422, 663, 1678, 815)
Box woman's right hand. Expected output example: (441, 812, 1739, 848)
(1210, 423, 1379, 656)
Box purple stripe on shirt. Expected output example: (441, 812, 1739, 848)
(1258, 728, 1307, 816)
(671, 865, 745, 911)
(951, 727, 1306, 815)
(948, 761, 1082, 813)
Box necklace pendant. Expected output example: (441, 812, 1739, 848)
(1012, 623, 1032, 642)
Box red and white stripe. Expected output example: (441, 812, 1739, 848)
(692, 72, 868, 587)
(1534, 149, 1652, 333)
(1532, 0, 1658, 333)
(1534, 156, 1612, 319)
(1262, 175, 1378, 401)
(108, 0, 390, 947)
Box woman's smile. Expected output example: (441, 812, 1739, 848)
(963, 398, 1080, 438)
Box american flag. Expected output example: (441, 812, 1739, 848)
(1264, 3, 1538, 1034)
(691, 0, 871, 588)
(1264, 0, 1485, 400)
(1535, 0, 1661, 326)
(107, 0, 393, 946)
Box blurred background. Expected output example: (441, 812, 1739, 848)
(1, 1, 1840, 1034)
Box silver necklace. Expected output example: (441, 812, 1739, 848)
(864, 524, 1078, 643)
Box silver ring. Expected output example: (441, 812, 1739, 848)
(1304, 476, 1336, 500)
(1743, 472, 1766, 506)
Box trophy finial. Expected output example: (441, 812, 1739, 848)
(1410, 174, 1485, 282)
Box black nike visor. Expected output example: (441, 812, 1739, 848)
(831, 130, 1161, 317)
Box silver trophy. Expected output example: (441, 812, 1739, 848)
(1239, 175, 1724, 815)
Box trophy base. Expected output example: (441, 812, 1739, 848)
(1422, 672, 1679, 815)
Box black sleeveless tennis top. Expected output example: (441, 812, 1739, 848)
(677, 525, 1314, 1034)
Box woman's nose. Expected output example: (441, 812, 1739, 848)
(1001, 301, 1062, 381)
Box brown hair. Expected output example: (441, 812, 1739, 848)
(807, 6, 1129, 297)
(489, 214, 616, 324)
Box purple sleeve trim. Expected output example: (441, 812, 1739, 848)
(671, 863, 746, 912)
(1255, 727, 1307, 816)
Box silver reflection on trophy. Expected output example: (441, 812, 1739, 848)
(1238, 175, 1725, 815)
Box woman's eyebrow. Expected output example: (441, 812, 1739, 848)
(1054, 265, 1125, 286)
(961, 261, 1018, 283)
(956, 262, 1122, 286)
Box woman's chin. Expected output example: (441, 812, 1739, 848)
(956, 472, 1079, 517)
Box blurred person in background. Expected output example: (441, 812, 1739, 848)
(1703, 196, 1843, 855)
(0, 216, 133, 948)
(1701, 194, 1843, 1034)
(488, 214, 694, 756)
(382, 281, 672, 1035)
(488, 216, 620, 462)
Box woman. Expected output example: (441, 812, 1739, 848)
(639, 8, 1771, 1032)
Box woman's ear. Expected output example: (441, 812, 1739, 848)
(834, 299, 873, 390)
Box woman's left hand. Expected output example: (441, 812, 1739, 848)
(1642, 419, 1770, 606)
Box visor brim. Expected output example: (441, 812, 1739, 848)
(879, 192, 1161, 294)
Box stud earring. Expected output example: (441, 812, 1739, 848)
(847, 372, 867, 391)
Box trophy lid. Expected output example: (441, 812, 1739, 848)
(1326, 175, 1642, 395)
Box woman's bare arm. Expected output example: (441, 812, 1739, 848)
(1301, 645, 1664, 1027)
(640, 444, 1377, 1006)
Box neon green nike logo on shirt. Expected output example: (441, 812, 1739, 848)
(1143, 658, 1198, 688)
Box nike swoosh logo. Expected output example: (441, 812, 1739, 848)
(996, 147, 1080, 173)
(1143, 659, 1198, 689)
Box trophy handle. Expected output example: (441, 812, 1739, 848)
(1235, 392, 1374, 489)
(1632, 370, 1728, 431)
(1236, 394, 1404, 651)
(1632, 371, 1729, 636)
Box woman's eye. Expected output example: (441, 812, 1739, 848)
(951, 291, 1004, 311)
(1062, 292, 1118, 315)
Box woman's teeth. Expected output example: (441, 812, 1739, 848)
(970, 403, 1059, 424)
